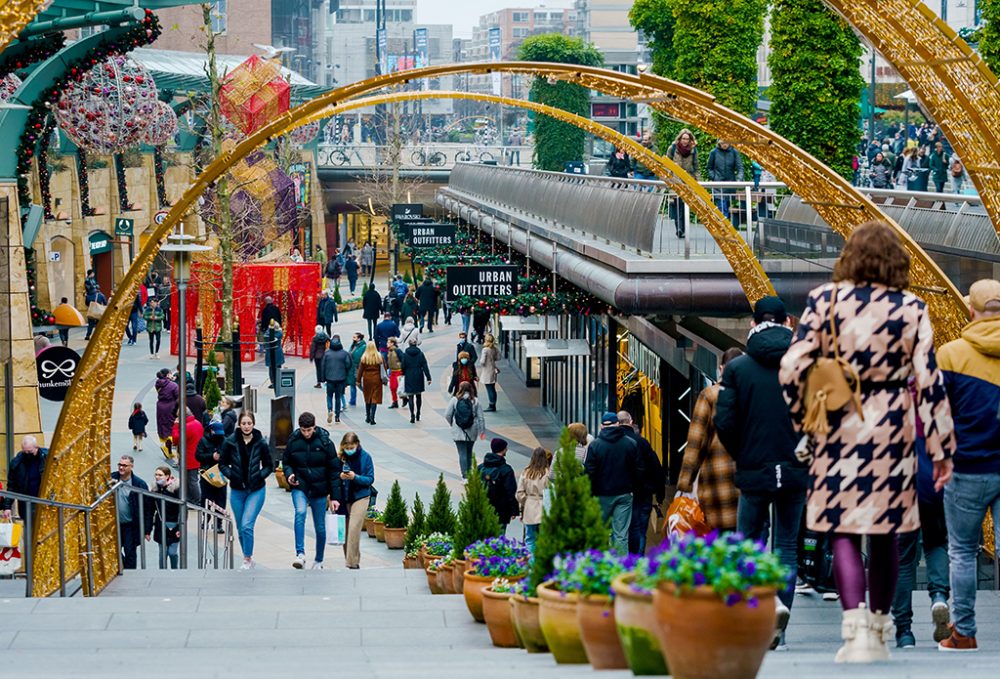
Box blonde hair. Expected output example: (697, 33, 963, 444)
(673, 128, 696, 146)
(361, 341, 382, 365)
(483, 334, 495, 348)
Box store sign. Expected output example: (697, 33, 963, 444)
(627, 337, 661, 384)
(391, 203, 424, 222)
(154, 210, 169, 225)
(36, 345, 81, 402)
(446, 265, 519, 300)
(114, 217, 134, 236)
(88, 231, 112, 255)
(407, 223, 456, 247)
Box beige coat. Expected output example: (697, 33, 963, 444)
(516, 470, 549, 525)
(479, 345, 500, 385)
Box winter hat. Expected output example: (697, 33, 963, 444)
(601, 411, 618, 426)
(753, 296, 787, 324)
(209, 421, 225, 437)
(490, 437, 507, 454)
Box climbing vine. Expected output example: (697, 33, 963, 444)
(980, 2, 1000, 73)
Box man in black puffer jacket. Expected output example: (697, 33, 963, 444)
(282, 412, 343, 569)
(585, 412, 641, 554)
(714, 296, 807, 650)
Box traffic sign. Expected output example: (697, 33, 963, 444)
(114, 217, 134, 236)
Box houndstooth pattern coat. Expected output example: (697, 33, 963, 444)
(779, 282, 955, 534)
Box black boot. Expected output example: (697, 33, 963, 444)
(388, 401, 399, 409)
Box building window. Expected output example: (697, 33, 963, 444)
(513, 12, 529, 22)
(535, 12, 547, 20)
(210, 0, 227, 34)
(513, 28, 529, 37)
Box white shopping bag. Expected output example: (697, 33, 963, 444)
(0, 521, 22, 548)
(325, 512, 346, 545)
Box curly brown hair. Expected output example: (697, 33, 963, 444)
(833, 221, 910, 289)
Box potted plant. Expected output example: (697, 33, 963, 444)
(423, 533, 453, 561)
(463, 536, 531, 622)
(426, 473, 457, 536)
(425, 556, 444, 595)
(611, 573, 668, 675)
(483, 577, 525, 648)
(511, 586, 548, 654)
(403, 493, 426, 568)
(365, 507, 379, 538)
(436, 554, 457, 594)
(648, 532, 788, 679)
(452, 457, 503, 594)
(374, 511, 386, 542)
(554, 550, 636, 670)
(532, 429, 609, 664)
(382, 480, 408, 549)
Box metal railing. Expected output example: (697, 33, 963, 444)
(316, 142, 533, 169)
(1, 481, 235, 597)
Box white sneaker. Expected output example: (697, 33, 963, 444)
(823, 592, 841, 602)
(311, 562, 324, 570)
(292, 553, 306, 569)
(239, 559, 254, 571)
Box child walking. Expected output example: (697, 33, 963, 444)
(128, 403, 149, 451)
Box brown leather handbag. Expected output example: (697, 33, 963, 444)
(802, 286, 864, 436)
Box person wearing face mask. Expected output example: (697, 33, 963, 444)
(478, 334, 501, 412)
(338, 432, 375, 569)
(144, 465, 182, 569)
(219, 411, 273, 570)
(456, 331, 478, 365)
(347, 333, 367, 409)
(448, 351, 479, 395)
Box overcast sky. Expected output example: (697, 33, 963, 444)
(416, 0, 574, 39)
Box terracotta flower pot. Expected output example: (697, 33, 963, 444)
(537, 580, 588, 664)
(611, 574, 668, 676)
(438, 563, 456, 594)
(463, 570, 527, 623)
(653, 583, 777, 679)
(508, 597, 525, 648)
(417, 546, 427, 567)
(482, 588, 519, 647)
(577, 594, 628, 670)
(374, 521, 386, 542)
(425, 564, 443, 595)
(452, 558, 467, 593)
(510, 595, 548, 653)
(365, 518, 376, 538)
(384, 526, 406, 549)
(402, 555, 421, 569)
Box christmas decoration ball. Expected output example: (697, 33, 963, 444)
(141, 100, 178, 146)
(55, 55, 159, 154)
(0, 73, 22, 103)
(289, 120, 320, 145)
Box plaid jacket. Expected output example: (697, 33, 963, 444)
(676, 384, 739, 532)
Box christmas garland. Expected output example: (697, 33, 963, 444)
(0, 34, 66, 81)
(77, 148, 96, 217)
(114, 153, 131, 211)
(25, 249, 54, 326)
(153, 146, 168, 207)
(36, 115, 56, 219)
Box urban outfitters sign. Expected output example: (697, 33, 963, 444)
(408, 224, 456, 247)
(446, 265, 519, 300)
(391, 203, 423, 222)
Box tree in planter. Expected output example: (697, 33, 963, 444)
(527, 427, 609, 595)
(426, 473, 457, 536)
(404, 492, 427, 553)
(768, 0, 863, 180)
(203, 350, 223, 411)
(383, 480, 409, 529)
(452, 460, 503, 558)
(517, 34, 604, 171)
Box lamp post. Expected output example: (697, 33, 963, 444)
(161, 232, 211, 568)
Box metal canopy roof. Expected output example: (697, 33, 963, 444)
(30, 0, 195, 25)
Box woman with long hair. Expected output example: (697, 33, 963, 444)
(779, 221, 955, 663)
(479, 334, 501, 412)
(515, 447, 552, 552)
(567, 422, 592, 465)
(667, 128, 698, 237)
(400, 336, 432, 423)
(445, 380, 486, 477)
(219, 411, 274, 570)
(143, 465, 181, 569)
(448, 351, 479, 394)
(338, 431, 375, 569)
(358, 341, 386, 425)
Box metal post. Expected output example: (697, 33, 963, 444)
(177, 277, 189, 568)
(113, 495, 124, 575)
(56, 506, 66, 597)
(683, 202, 691, 259)
(744, 186, 755, 251)
(869, 49, 877, 149)
(231, 323, 242, 393)
(24, 501, 33, 597)
(137, 493, 146, 569)
(83, 511, 96, 596)
(159, 497, 167, 569)
(195, 326, 204, 393)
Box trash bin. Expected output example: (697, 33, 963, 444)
(564, 161, 586, 174)
(906, 168, 930, 192)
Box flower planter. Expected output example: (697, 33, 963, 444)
(482, 588, 519, 647)
(510, 595, 548, 653)
(509, 597, 525, 648)
(452, 558, 467, 593)
(463, 569, 526, 623)
(437, 563, 456, 594)
(374, 521, 386, 542)
(403, 555, 421, 569)
(537, 580, 588, 664)
(577, 594, 628, 670)
(425, 564, 444, 595)
(653, 583, 777, 679)
(611, 574, 668, 676)
(384, 526, 406, 549)
(365, 518, 377, 538)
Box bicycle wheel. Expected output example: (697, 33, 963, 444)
(455, 151, 472, 163)
(410, 150, 426, 165)
(429, 152, 447, 167)
(478, 151, 495, 162)
(332, 151, 350, 166)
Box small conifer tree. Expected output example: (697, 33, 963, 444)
(383, 480, 408, 529)
(426, 473, 457, 535)
(451, 458, 502, 558)
(404, 492, 427, 553)
(527, 427, 609, 595)
(333, 283, 343, 304)
(203, 350, 223, 411)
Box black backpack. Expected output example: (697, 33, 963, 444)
(455, 398, 476, 430)
(480, 465, 505, 512)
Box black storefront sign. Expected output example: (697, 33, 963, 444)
(407, 224, 456, 247)
(391, 203, 424, 222)
(36, 345, 81, 402)
(446, 265, 520, 300)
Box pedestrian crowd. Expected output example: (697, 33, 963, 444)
(858, 122, 969, 193)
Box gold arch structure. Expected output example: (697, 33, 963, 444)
(0, 1, 49, 52)
(33, 62, 967, 596)
(824, 0, 1000, 241)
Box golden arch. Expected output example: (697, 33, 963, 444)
(33, 62, 966, 596)
(823, 0, 1000, 241)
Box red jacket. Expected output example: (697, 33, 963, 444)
(171, 415, 205, 471)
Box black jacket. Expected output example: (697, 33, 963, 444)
(111, 471, 149, 539)
(585, 427, 639, 497)
(714, 323, 808, 493)
(622, 427, 663, 503)
(220, 407, 238, 437)
(1, 449, 47, 510)
(478, 452, 518, 524)
(456, 340, 479, 365)
(195, 432, 226, 470)
(416, 281, 438, 313)
(219, 429, 274, 491)
(128, 409, 149, 435)
(400, 345, 431, 393)
(143, 476, 181, 545)
(363, 289, 383, 320)
(281, 427, 344, 501)
(317, 297, 337, 325)
(259, 303, 282, 333)
(606, 153, 633, 178)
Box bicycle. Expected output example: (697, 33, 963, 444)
(410, 148, 447, 167)
(454, 147, 496, 163)
(324, 146, 366, 167)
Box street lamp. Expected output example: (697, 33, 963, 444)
(160, 232, 210, 568)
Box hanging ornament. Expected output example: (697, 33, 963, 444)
(218, 54, 291, 135)
(141, 99, 178, 146)
(54, 54, 159, 154)
(0, 73, 21, 102)
(289, 119, 319, 146)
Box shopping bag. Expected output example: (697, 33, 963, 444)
(0, 520, 23, 548)
(326, 512, 346, 545)
(87, 301, 106, 321)
(200, 464, 227, 489)
(0, 546, 22, 575)
(662, 494, 710, 541)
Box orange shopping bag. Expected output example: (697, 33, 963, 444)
(662, 495, 711, 541)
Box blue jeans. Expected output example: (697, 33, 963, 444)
(484, 383, 497, 408)
(230, 486, 266, 559)
(349, 385, 357, 406)
(598, 493, 632, 554)
(628, 498, 653, 555)
(292, 489, 327, 563)
(525, 524, 539, 553)
(737, 488, 805, 610)
(892, 501, 950, 632)
(714, 193, 731, 222)
(944, 471, 1000, 637)
(461, 314, 471, 334)
(326, 380, 346, 416)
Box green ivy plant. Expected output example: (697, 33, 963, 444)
(768, 0, 864, 180)
(629, 0, 676, 77)
(517, 34, 604, 171)
(980, 2, 1000, 72)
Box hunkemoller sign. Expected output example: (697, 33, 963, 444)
(408, 224, 456, 247)
(446, 265, 519, 300)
